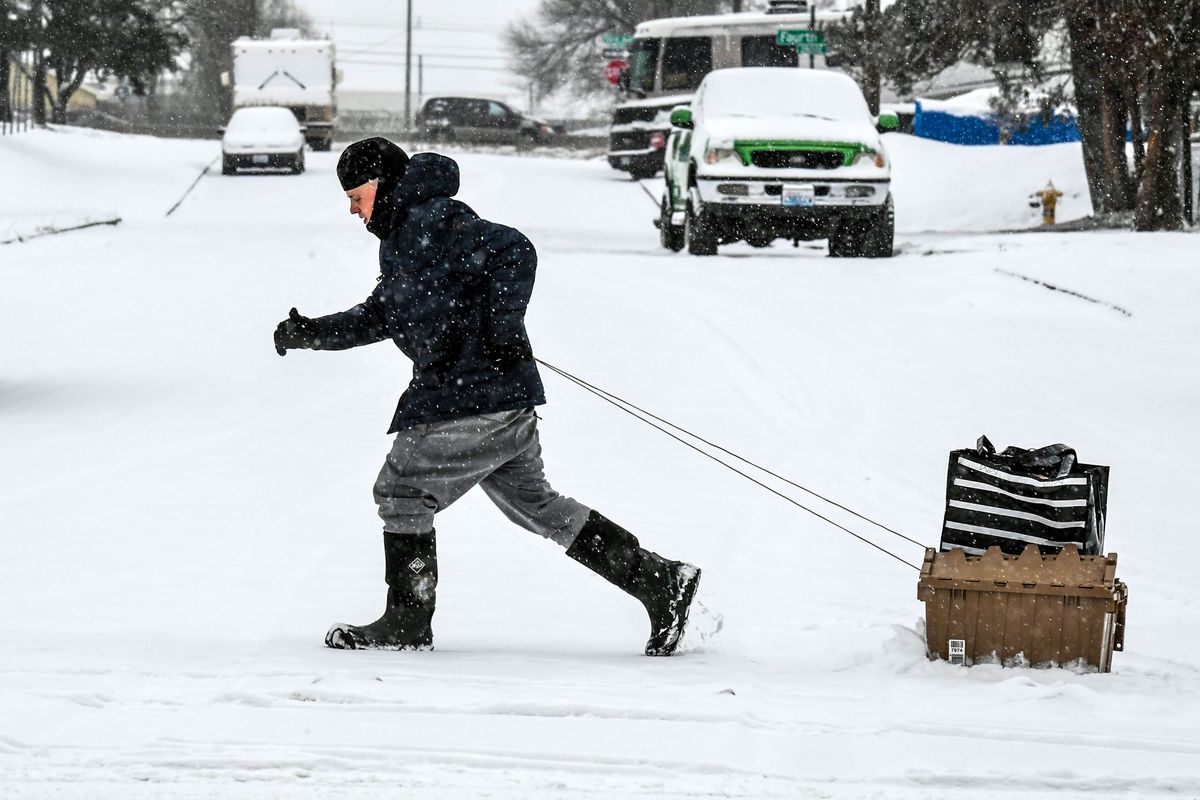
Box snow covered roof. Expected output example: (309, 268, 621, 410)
(634, 9, 848, 38)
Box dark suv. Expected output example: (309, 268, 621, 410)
(415, 97, 558, 145)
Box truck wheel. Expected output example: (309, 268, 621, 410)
(685, 193, 717, 256)
(659, 196, 685, 252)
(221, 155, 236, 176)
(828, 220, 864, 258)
(292, 150, 306, 174)
(629, 165, 659, 181)
(861, 195, 895, 258)
(310, 138, 332, 152)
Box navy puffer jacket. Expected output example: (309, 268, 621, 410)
(306, 153, 545, 432)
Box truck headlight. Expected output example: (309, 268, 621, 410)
(853, 150, 886, 168)
(705, 147, 739, 165)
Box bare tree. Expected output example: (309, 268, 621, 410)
(1064, 0, 1138, 215)
(176, 0, 312, 125)
(506, 0, 725, 100)
(1129, 0, 1199, 230)
(836, 0, 1198, 230)
(0, 0, 33, 124)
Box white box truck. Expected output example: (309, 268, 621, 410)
(229, 29, 338, 151)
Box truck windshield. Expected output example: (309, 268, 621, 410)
(627, 38, 659, 95)
(740, 36, 799, 68)
(661, 37, 713, 92)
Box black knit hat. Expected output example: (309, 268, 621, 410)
(337, 137, 410, 191)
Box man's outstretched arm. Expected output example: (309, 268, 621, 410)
(274, 292, 389, 355)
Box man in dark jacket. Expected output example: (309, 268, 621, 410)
(274, 137, 702, 656)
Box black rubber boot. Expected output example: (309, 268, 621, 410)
(566, 511, 701, 656)
(325, 531, 437, 650)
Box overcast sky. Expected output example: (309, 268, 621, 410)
(291, 0, 544, 111)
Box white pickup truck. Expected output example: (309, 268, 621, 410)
(660, 68, 897, 257)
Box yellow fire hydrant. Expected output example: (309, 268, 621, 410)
(1032, 180, 1064, 225)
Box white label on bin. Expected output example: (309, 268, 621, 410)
(948, 639, 966, 665)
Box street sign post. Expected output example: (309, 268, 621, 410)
(605, 59, 628, 85)
(776, 29, 826, 53)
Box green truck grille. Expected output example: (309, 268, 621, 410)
(733, 140, 870, 168)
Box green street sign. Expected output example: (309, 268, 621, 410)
(602, 34, 634, 49)
(777, 29, 824, 47)
(795, 42, 828, 54)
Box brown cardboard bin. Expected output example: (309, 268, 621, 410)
(918, 544, 1128, 672)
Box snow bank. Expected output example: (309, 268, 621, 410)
(2, 126, 215, 240)
(886, 133, 1091, 231)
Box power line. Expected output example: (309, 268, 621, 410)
(342, 58, 509, 72)
(313, 18, 507, 33)
(343, 50, 511, 62)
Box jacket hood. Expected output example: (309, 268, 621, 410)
(390, 152, 460, 212)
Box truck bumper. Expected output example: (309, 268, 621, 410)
(607, 149, 664, 175)
(694, 176, 890, 241)
(703, 200, 886, 242)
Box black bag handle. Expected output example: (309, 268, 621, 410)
(975, 436, 1076, 479)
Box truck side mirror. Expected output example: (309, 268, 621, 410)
(670, 107, 693, 129)
(876, 112, 899, 132)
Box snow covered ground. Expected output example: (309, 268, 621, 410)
(2, 127, 1198, 799)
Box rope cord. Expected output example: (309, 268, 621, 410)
(634, 178, 661, 207)
(536, 358, 922, 571)
(541, 359, 926, 549)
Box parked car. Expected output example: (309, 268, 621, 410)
(220, 106, 306, 175)
(415, 97, 558, 145)
(660, 67, 898, 257)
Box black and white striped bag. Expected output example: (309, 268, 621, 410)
(939, 436, 1109, 556)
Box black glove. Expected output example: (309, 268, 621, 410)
(274, 307, 317, 356)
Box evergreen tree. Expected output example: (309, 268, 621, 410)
(832, 0, 1199, 230)
(27, 0, 187, 124)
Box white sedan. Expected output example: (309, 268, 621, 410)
(221, 107, 306, 175)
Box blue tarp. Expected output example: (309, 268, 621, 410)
(913, 101, 1081, 146)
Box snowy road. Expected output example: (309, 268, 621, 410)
(2, 128, 1200, 798)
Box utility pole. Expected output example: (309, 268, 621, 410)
(808, 4, 815, 68)
(418, 54, 423, 113)
(404, 0, 413, 132)
(1185, 91, 1195, 226)
(864, 0, 880, 115)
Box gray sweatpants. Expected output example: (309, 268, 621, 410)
(373, 408, 592, 547)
